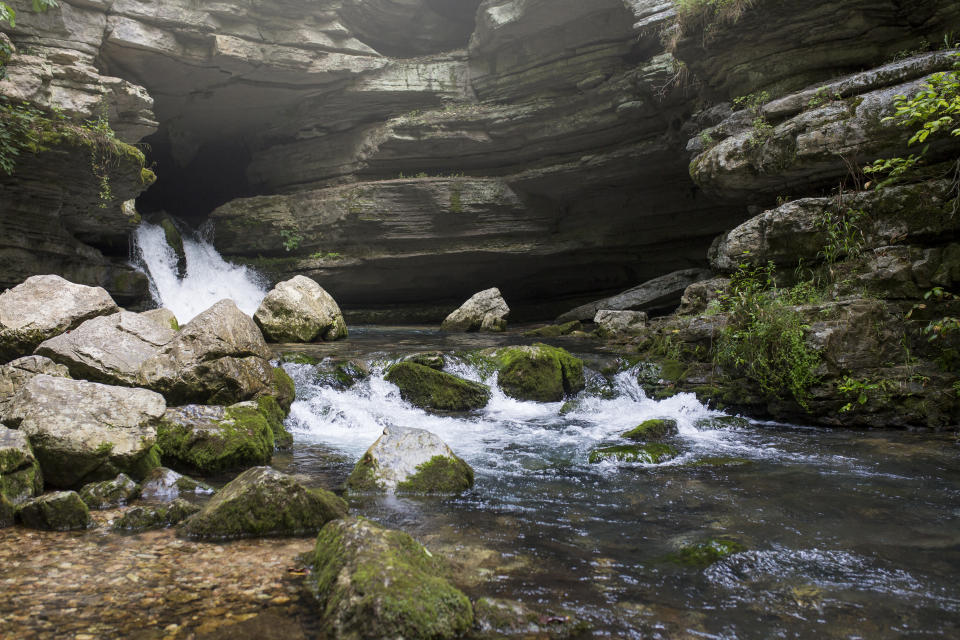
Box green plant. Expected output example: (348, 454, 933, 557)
(838, 376, 893, 412)
(672, 0, 757, 39)
(815, 206, 867, 267)
(279, 228, 302, 252)
(734, 91, 773, 148)
(309, 251, 342, 260)
(807, 86, 842, 109)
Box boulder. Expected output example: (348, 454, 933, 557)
(346, 426, 474, 494)
(78, 473, 139, 510)
(179, 466, 347, 540)
(139, 299, 276, 405)
(140, 308, 180, 331)
(384, 362, 490, 411)
(0, 275, 119, 362)
(35, 310, 177, 386)
(3, 375, 164, 488)
(522, 320, 582, 338)
(0, 495, 12, 528)
(139, 467, 214, 502)
(16, 491, 91, 531)
(307, 517, 473, 640)
(313, 359, 370, 390)
(113, 499, 200, 532)
(588, 443, 678, 464)
(156, 402, 279, 475)
(254, 276, 348, 343)
(622, 419, 678, 441)
(403, 351, 445, 370)
(594, 310, 648, 337)
(558, 269, 714, 323)
(0, 355, 71, 418)
(0, 426, 43, 504)
(492, 344, 585, 402)
(255, 395, 295, 448)
(441, 288, 510, 332)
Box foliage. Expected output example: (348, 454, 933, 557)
(715, 258, 821, 407)
(814, 207, 866, 267)
(672, 0, 757, 37)
(837, 376, 893, 412)
(733, 91, 773, 148)
(279, 228, 302, 252)
(807, 86, 842, 110)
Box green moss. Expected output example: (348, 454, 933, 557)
(168, 317, 179, 331)
(78, 473, 138, 509)
(693, 415, 750, 430)
(156, 407, 274, 475)
(126, 445, 162, 481)
(622, 419, 678, 441)
(16, 491, 90, 531)
(159, 218, 184, 257)
(257, 395, 293, 448)
(385, 362, 490, 411)
(588, 443, 679, 464)
(309, 517, 474, 640)
(113, 498, 199, 532)
(140, 167, 156, 185)
(494, 344, 585, 402)
(670, 539, 747, 567)
(0, 494, 13, 528)
(396, 455, 474, 494)
(271, 366, 296, 412)
(95, 441, 114, 456)
(280, 353, 320, 365)
(683, 456, 752, 468)
(346, 453, 384, 492)
(0, 462, 42, 505)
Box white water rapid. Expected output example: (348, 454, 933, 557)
(131, 221, 268, 323)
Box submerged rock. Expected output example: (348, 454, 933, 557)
(347, 426, 474, 494)
(114, 499, 200, 532)
(441, 287, 510, 332)
(670, 539, 746, 567)
(493, 344, 585, 402)
(139, 467, 214, 502)
(694, 415, 750, 430)
(17, 491, 91, 531)
(308, 516, 474, 640)
(473, 597, 585, 639)
(3, 375, 164, 488)
(622, 419, 678, 441)
(0, 355, 70, 418)
(254, 275, 348, 343)
(78, 473, 139, 509)
(384, 361, 490, 411)
(180, 466, 346, 539)
(0, 275, 119, 362)
(588, 443, 678, 464)
(313, 359, 370, 390)
(403, 351, 446, 370)
(0, 426, 43, 504)
(157, 402, 278, 475)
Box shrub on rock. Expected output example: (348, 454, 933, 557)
(347, 426, 474, 494)
(254, 275, 348, 342)
(385, 362, 490, 411)
(17, 491, 90, 531)
(180, 466, 346, 539)
(492, 344, 585, 402)
(307, 516, 474, 640)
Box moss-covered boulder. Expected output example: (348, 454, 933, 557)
(314, 359, 369, 390)
(269, 366, 297, 412)
(0, 426, 43, 504)
(683, 457, 752, 469)
(385, 362, 490, 411)
(588, 443, 678, 464)
(256, 395, 294, 448)
(493, 344, 585, 402)
(254, 275, 348, 342)
(404, 351, 446, 370)
(693, 415, 750, 430)
(17, 491, 90, 531)
(670, 539, 746, 567)
(0, 494, 13, 528)
(157, 401, 278, 475)
(78, 473, 138, 509)
(347, 426, 474, 494)
(473, 597, 587, 639)
(622, 419, 678, 441)
(139, 467, 214, 501)
(308, 517, 474, 640)
(179, 466, 347, 540)
(113, 498, 200, 532)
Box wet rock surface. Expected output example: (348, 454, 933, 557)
(78, 474, 139, 510)
(254, 276, 348, 343)
(17, 491, 91, 531)
(492, 344, 585, 402)
(384, 361, 490, 412)
(442, 287, 511, 333)
(139, 466, 214, 502)
(113, 498, 200, 532)
(0, 426, 43, 505)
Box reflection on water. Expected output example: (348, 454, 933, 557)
(2, 328, 959, 639)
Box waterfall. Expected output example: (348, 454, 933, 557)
(131, 221, 269, 324)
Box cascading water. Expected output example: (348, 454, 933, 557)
(131, 221, 268, 323)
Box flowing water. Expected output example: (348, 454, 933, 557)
(131, 222, 268, 324)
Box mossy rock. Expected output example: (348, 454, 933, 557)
(588, 443, 678, 464)
(17, 491, 90, 531)
(396, 455, 474, 494)
(307, 516, 474, 640)
(279, 352, 320, 365)
(622, 419, 678, 442)
(670, 539, 746, 567)
(78, 473, 138, 509)
(114, 498, 200, 532)
(693, 415, 750, 430)
(522, 320, 582, 338)
(270, 366, 297, 412)
(179, 466, 347, 540)
(385, 362, 490, 411)
(314, 359, 369, 390)
(139, 466, 214, 501)
(404, 351, 446, 370)
(473, 597, 589, 638)
(257, 395, 293, 448)
(682, 457, 752, 468)
(493, 344, 585, 402)
(0, 494, 13, 528)
(0, 427, 44, 505)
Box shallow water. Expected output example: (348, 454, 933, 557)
(2, 327, 959, 639)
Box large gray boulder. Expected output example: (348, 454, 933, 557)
(308, 517, 474, 640)
(0, 355, 70, 418)
(2, 375, 165, 488)
(346, 426, 474, 494)
(254, 275, 348, 342)
(594, 310, 648, 337)
(0, 275, 119, 362)
(441, 288, 510, 332)
(139, 299, 276, 405)
(179, 466, 347, 540)
(35, 311, 177, 386)
(0, 426, 43, 505)
(557, 269, 713, 322)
